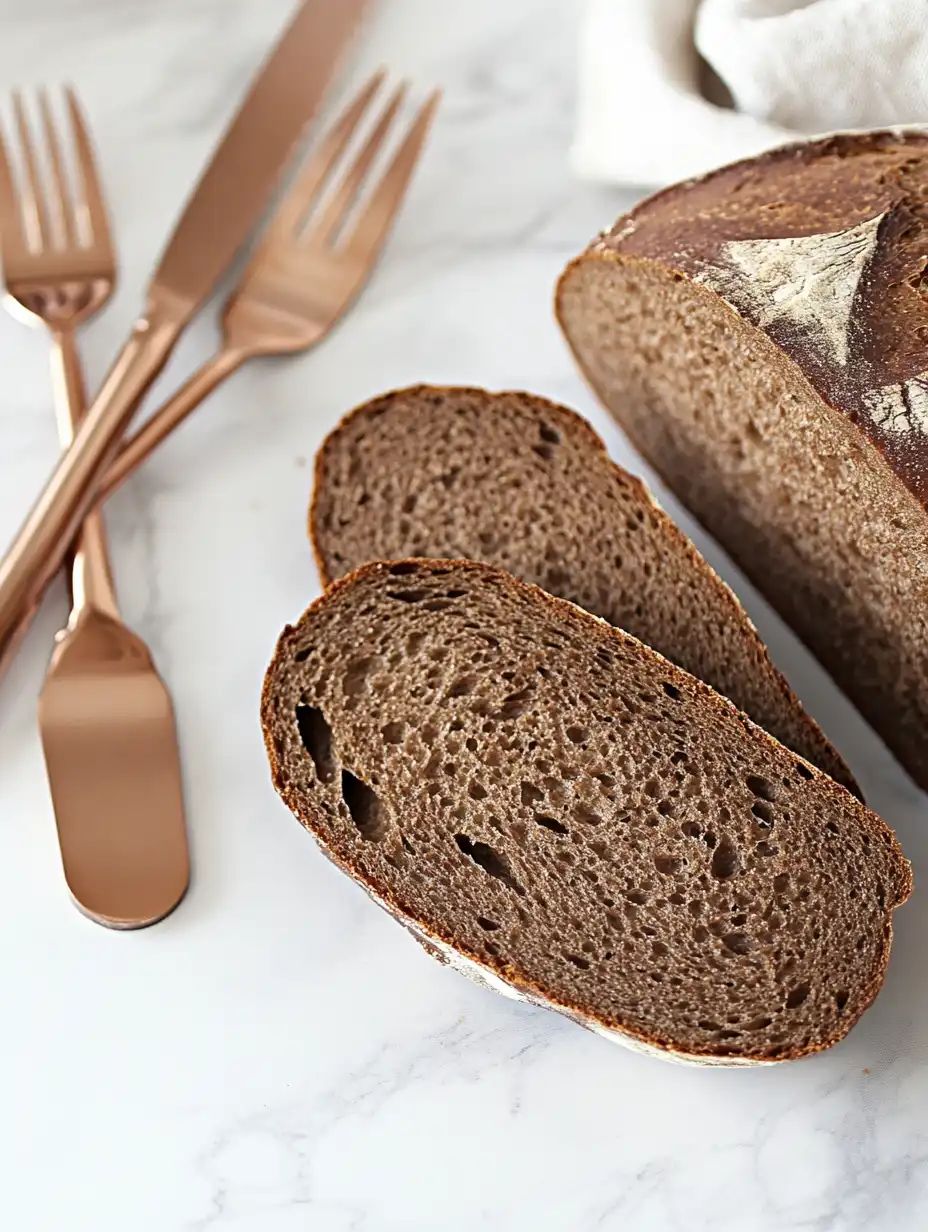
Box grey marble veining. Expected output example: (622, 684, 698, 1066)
(0, 2, 925, 1230)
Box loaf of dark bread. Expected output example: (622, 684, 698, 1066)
(262, 560, 911, 1064)
(556, 130, 928, 789)
(311, 385, 855, 791)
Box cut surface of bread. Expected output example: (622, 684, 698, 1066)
(262, 560, 911, 1065)
(311, 384, 856, 793)
(555, 131, 928, 789)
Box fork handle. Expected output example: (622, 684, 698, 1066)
(100, 346, 248, 499)
(50, 329, 120, 621)
(0, 301, 182, 678)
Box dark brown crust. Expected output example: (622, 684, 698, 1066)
(309, 383, 859, 796)
(590, 128, 928, 504)
(261, 559, 912, 1065)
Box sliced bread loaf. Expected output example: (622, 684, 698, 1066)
(262, 559, 911, 1065)
(555, 131, 928, 789)
(311, 385, 856, 792)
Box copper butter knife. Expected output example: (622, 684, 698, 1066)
(0, 89, 190, 927)
(0, 0, 367, 679)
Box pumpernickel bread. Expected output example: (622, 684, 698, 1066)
(311, 385, 855, 791)
(262, 559, 911, 1065)
(556, 129, 928, 789)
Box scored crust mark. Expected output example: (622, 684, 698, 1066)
(310, 384, 857, 794)
(262, 559, 911, 1065)
(864, 374, 928, 438)
(694, 211, 887, 369)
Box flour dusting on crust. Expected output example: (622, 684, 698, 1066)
(693, 212, 886, 367)
(863, 373, 928, 436)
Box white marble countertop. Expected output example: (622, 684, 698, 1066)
(1, 2, 927, 1229)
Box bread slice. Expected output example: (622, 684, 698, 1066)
(555, 131, 928, 789)
(311, 385, 857, 793)
(262, 559, 911, 1065)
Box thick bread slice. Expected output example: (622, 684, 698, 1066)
(311, 385, 857, 793)
(555, 130, 928, 789)
(262, 559, 911, 1065)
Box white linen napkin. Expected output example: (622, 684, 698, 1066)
(573, 0, 928, 188)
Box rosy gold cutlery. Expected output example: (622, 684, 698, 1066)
(101, 73, 440, 497)
(0, 90, 190, 928)
(1, 73, 439, 533)
(0, 0, 367, 679)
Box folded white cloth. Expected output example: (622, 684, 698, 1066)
(572, 0, 928, 188)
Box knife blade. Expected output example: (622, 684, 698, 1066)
(154, 0, 369, 316)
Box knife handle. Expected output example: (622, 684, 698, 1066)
(0, 302, 181, 679)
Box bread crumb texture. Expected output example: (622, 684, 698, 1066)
(311, 384, 854, 791)
(262, 560, 910, 1065)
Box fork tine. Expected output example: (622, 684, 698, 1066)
(39, 90, 76, 247)
(12, 92, 51, 250)
(0, 119, 30, 262)
(264, 69, 387, 244)
(340, 90, 440, 264)
(311, 81, 408, 248)
(65, 86, 111, 251)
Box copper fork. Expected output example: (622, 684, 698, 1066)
(0, 89, 189, 928)
(95, 71, 440, 497)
